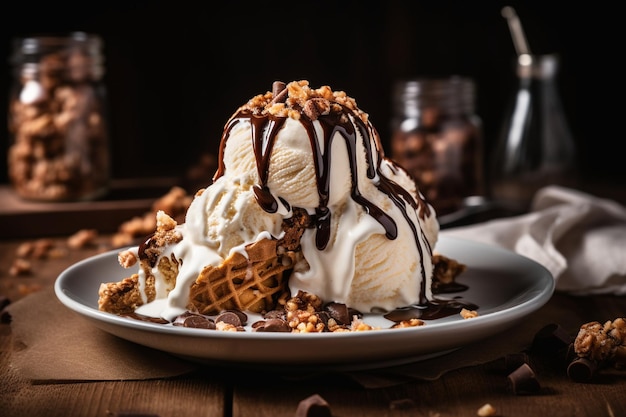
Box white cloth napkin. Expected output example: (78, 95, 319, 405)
(441, 186, 626, 295)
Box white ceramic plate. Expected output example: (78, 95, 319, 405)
(55, 236, 554, 370)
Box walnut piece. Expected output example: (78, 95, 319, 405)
(67, 229, 98, 249)
(9, 258, 32, 276)
(432, 253, 467, 284)
(118, 249, 137, 268)
(574, 318, 626, 364)
(461, 308, 479, 319)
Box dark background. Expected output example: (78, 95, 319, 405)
(1, 1, 624, 192)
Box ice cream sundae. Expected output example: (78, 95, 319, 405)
(98, 80, 467, 332)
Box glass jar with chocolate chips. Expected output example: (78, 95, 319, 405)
(7, 32, 110, 201)
(390, 77, 484, 216)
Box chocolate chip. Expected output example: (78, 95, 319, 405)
(271, 81, 288, 104)
(324, 302, 351, 325)
(224, 309, 248, 325)
(567, 357, 598, 382)
(295, 394, 332, 417)
(183, 315, 216, 329)
(263, 309, 286, 320)
(272, 81, 286, 96)
(303, 99, 322, 120)
(173, 312, 215, 329)
(507, 363, 541, 394)
(215, 311, 242, 327)
(172, 311, 194, 325)
(252, 318, 291, 332)
(531, 323, 574, 355)
(314, 311, 330, 328)
(348, 307, 363, 320)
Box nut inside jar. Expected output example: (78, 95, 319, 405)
(7, 33, 110, 201)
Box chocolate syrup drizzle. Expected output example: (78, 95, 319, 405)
(210, 83, 476, 319)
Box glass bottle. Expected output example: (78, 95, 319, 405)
(390, 77, 484, 216)
(7, 32, 110, 201)
(489, 53, 578, 211)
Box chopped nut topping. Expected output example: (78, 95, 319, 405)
(118, 249, 138, 268)
(461, 308, 479, 319)
(147, 211, 183, 249)
(239, 80, 369, 124)
(215, 321, 243, 332)
(351, 318, 379, 331)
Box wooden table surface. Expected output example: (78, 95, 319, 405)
(2, 235, 625, 417)
(1, 182, 626, 417)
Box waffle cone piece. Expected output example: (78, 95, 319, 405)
(189, 238, 298, 315)
(99, 208, 309, 317)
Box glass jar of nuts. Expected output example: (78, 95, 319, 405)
(7, 32, 110, 201)
(390, 77, 484, 216)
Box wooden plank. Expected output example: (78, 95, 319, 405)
(0, 178, 179, 238)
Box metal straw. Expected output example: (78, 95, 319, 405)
(501, 6, 531, 56)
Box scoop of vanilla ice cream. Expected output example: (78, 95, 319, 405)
(283, 114, 439, 311)
(222, 117, 321, 209)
